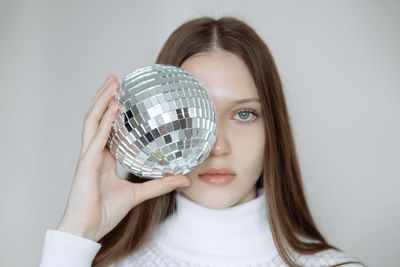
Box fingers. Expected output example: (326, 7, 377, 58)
(133, 175, 191, 205)
(87, 75, 117, 114)
(81, 75, 119, 155)
(86, 98, 119, 155)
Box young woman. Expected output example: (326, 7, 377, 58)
(40, 17, 364, 267)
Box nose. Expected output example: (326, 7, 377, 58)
(209, 121, 231, 157)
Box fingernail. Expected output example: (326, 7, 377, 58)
(113, 102, 119, 112)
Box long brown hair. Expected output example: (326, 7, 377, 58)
(93, 16, 347, 267)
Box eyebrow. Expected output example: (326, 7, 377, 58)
(231, 98, 261, 104)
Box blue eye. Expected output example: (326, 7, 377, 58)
(234, 109, 258, 124)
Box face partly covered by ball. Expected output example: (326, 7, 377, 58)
(107, 65, 217, 179)
(176, 51, 266, 209)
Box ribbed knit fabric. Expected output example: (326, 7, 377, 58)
(40, 189, 363, 266)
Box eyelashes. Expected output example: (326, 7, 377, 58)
(233, 108, 259, 124)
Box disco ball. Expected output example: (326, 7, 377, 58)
(107, 64, 217, 179)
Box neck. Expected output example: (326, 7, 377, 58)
(150, 187, 279, 265)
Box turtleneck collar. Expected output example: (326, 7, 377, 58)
(150, 188, 279, 266)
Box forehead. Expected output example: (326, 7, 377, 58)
(180, 52, 259, 105)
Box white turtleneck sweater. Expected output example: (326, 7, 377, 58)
(39, 189, 363, 266)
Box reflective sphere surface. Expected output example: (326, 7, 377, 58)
(107, 64, 217, 178)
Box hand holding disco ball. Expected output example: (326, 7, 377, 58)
(107, 65, 217, 179)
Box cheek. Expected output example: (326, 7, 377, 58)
(231, 123, 265, 167)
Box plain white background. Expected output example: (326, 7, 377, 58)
(0, 1, 399, 266)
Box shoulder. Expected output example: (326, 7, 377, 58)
(291, 248, 365, 267)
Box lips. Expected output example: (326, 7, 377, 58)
(199, 167, 235, 176)
(198, 167, 236, 186)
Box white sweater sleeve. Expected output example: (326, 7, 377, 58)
(39, 229, 102, 267)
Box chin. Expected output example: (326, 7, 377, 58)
(176, 187, 244, 209)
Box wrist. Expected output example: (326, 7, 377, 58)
(56, 220, 98, 242)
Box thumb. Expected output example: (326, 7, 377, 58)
(133, 175, 191, 205)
